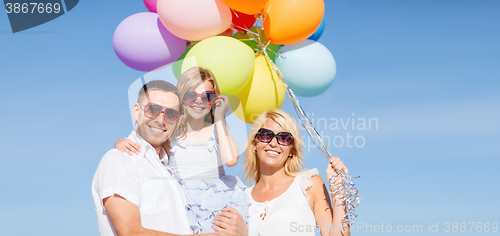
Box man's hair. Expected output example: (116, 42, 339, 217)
(137, 80, 180, 103)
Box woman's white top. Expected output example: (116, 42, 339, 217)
(245, 169, 318, 236)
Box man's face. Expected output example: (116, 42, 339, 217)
(133, 90, 180, 149)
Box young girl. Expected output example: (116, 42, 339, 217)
(115, 67, 250, 233)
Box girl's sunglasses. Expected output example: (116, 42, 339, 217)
(139, 103, 180, 124)
(182, 90, 217, 105)
(255, 128, 294, 146)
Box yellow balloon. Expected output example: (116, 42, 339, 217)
(230, 55, 286, 124)
(182, 36, 255, 95)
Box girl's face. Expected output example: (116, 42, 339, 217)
(255, 119, 293, 170)
(184, 80, 214, 120)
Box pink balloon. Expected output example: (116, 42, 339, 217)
(143, 0, 157, 13)
(157, 0, 232, 41)
(113, 12, 186, 71)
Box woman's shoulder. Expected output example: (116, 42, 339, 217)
(298, 168, 319, 177)
(295, 168, 324, 200)
(307, 170, 328, 204)
(296, 168, 320, 185)
(244, 185, 255, 199)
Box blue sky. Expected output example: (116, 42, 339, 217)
(1, 0, 499, 235)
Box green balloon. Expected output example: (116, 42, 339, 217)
(182, 36, 255, 95)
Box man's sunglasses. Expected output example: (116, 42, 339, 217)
(139, 103, 180, 124)
(255, 128, 294, 146)
(182, 90, 217, 105)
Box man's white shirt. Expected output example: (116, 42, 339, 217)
(92, 131, 192, 235)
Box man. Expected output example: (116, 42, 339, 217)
(92, 80, 246, 236)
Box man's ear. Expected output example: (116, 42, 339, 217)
(132, 103, 140, 122)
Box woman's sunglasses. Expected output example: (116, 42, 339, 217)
(139, 103, 180, 124)
(255, 128, 294, 146)
(182, 90, 217, 105)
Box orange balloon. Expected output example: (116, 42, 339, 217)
(264, 0, 324, 45)
(222, 0, 269, 15)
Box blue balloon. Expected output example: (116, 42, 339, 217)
(308, 19, 325, 41)
(275, 40, 336, 97)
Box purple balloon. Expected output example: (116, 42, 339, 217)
(143, 0, 157, 13)
(113, 12, 186, 71)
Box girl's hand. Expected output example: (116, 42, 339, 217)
(213, 95, 230, 121)
(115, 138, 141, 156)
(326, 156, 348, 184)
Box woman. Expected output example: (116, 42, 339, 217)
(241, 109, 350, 236)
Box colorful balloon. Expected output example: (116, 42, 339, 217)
(113, 12, 186, 72)
(308, 18, 325, 41)
(143, 0, 157, 13)
(222, 0, 269, 15)
(157, 0, 232, 41)
(275, 40, 336, 97)
(230, 55, 286, 124)
(219, 27, 235, 37)
(231, 10, 256, 31)
(264, 0, 324, 45)
(182, 36, 255, 95)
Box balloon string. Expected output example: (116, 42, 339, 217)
(234, 14, 332, 157)
(232, 25, 267, 56)
(233, 9, 360, 224)
(262, 52, 331, 157)
(232, 17, 332, 158)
(257, 6, 271, 39)
(261, 50, 361, 224)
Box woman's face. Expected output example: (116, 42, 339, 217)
(255, 119, 293, 170)
(184, 80, 214, 120)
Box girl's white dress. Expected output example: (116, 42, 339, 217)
(168, 125, 250, 233)
(245, 169, 318, 236)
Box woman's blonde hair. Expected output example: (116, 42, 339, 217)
(176, 67, 220, 139)
(242, 109, 306, 185)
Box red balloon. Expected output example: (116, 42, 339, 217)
(231, 10, 256, 31)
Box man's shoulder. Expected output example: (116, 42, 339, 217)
(103, 148, 135, 158)
(93, 149, 145, 187)
(98, 149, 143, 169)
(92, 149, 145, 208)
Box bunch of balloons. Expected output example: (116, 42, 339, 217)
(113, 0, 336, 124)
